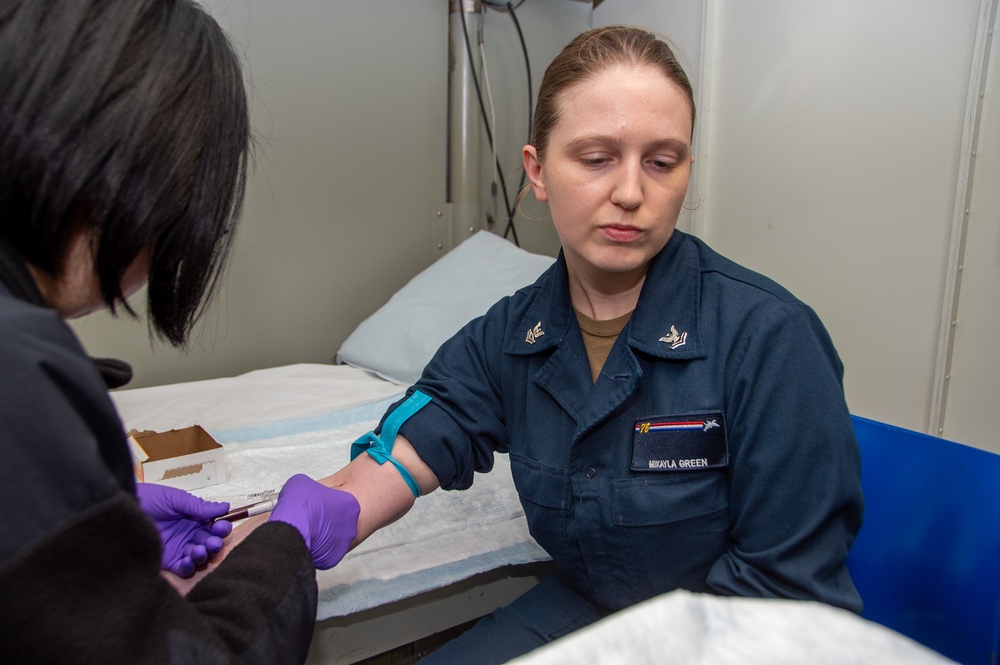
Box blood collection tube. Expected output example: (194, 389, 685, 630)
(213, 496, 276, 523)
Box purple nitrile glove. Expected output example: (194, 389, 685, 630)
(134, 483, 233, 578)
(268, 474, 360, 570)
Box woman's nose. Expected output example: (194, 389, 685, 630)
(610, 161, 643, 210)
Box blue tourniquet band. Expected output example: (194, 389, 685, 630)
(351, 390, 431, 498)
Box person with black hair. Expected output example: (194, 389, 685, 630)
(0, 1, 358, 662)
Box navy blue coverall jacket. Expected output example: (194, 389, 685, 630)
(397, 230, 863, 614)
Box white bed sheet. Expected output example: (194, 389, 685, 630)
(111, 363, 550, 621)
(507, 589, 956, 665)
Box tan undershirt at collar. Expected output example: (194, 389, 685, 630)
(575, 308, 634, 383)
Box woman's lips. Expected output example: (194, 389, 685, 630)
(601, 225, 642, 242)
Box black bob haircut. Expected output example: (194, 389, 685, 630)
(0, 0, 251, 346)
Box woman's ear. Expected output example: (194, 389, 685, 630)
(522, 145, 548, 203)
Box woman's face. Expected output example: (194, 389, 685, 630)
(29, 235, 152, 319)
(524, 63, 693, 287)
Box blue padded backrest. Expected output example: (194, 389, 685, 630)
(847, 415, 1000, 664)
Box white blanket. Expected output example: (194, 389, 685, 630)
(506, 589, 956, 665)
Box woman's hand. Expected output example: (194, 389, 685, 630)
(135, 483, 233, 577)
(268, 474, 360, 569)
(160, 513, 268, 596)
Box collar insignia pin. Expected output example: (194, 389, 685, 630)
(659, 325, 687, 349)
(525, 321, 545, 345)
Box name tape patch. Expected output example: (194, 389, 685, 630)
(631, 412, 728, 472)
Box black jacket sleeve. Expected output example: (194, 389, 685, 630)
(0, 284, 320, 664)
(0, 495, 317, 665)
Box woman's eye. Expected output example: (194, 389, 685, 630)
(649, 158, 677, 171)
(582, 156, 609, 167)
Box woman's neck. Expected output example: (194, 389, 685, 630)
(566, 265, 646, 321)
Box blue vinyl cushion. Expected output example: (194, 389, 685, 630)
(847, 415, 1000, 664)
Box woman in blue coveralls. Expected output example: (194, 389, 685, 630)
(311, 24, 864, 664)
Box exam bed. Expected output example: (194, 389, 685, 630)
(113, 232, 558, 663)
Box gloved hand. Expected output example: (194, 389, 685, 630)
(135, 483, 232, 578)
(268, 474, 360, 570)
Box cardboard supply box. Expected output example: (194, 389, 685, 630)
(128, 425, 226, 491)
